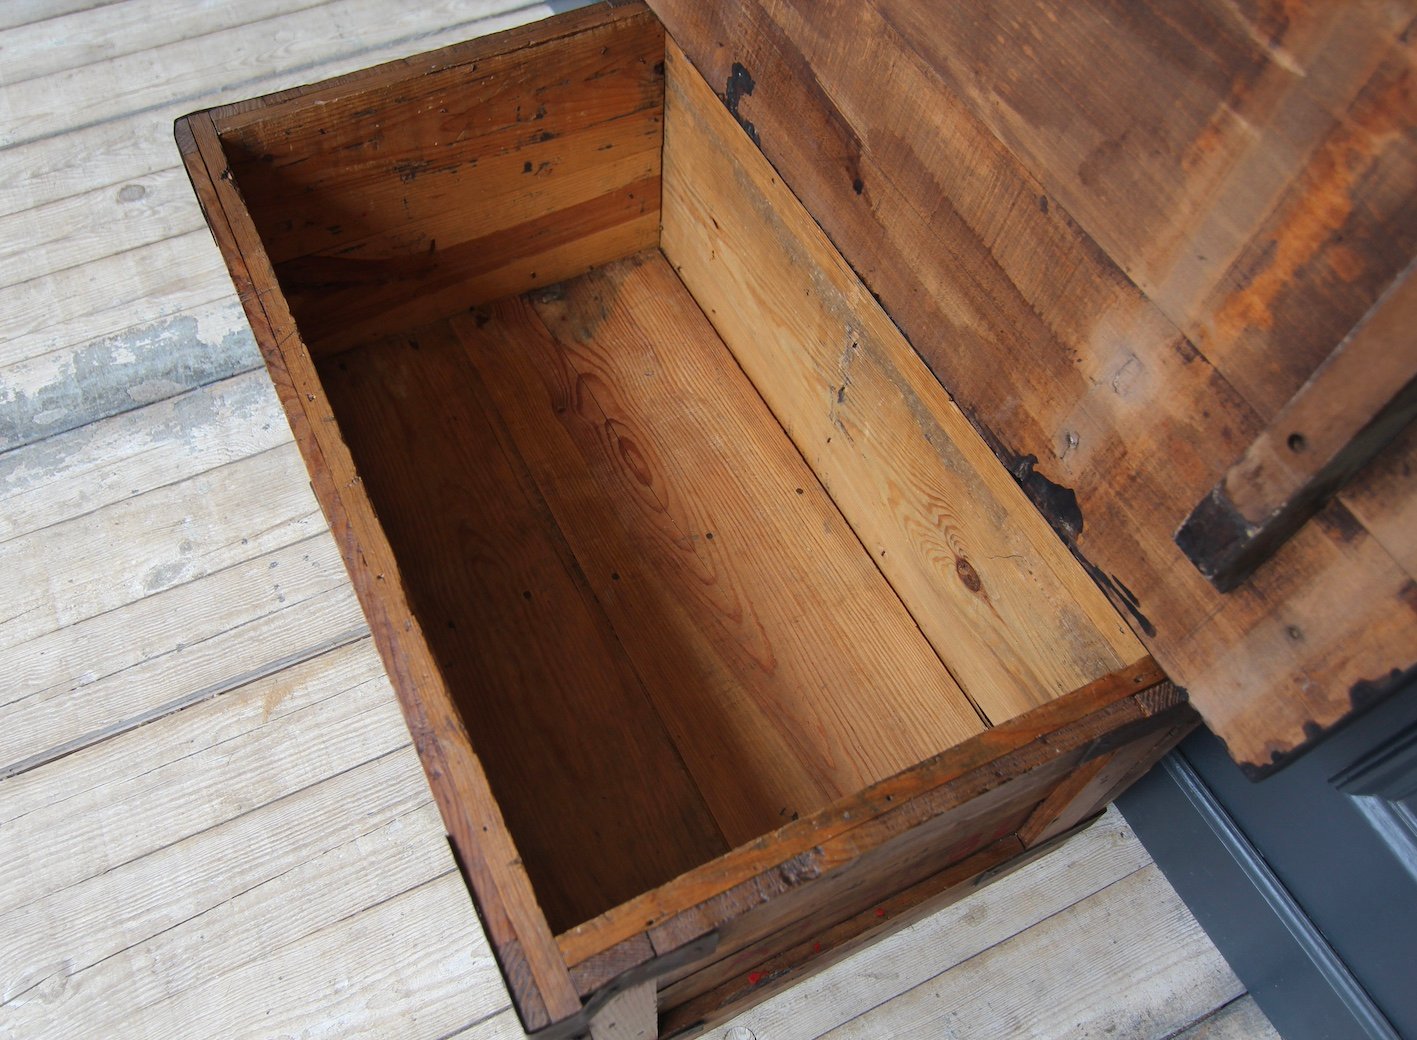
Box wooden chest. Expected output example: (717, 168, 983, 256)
(177, 4, 1197, 1036)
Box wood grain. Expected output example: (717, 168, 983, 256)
(556, 657, 1185, 976)
(218, 4, 665, 356)
(1177, 259, 1417, 590)
(660, 39, 1141, 723)
(649, 0, 1417, 772)
(0, 642, 496, 1039)
(588, 980, 657, 1040)
(658, 837, 1023, 1033)
(453, 251, 984, 847)
(863, 0, 1417, 423)
(815, 864, 1242, 1040)
(701, 808, 1154, 1040)
(0, 441, 322, 653)
(319, 318, 728, 934)
(177, 107, 581, 1027)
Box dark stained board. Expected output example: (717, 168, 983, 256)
(649, 0, 1417, 773)
(317, 320, 728, 934)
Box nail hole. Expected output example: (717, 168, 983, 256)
(1287, 432, 1307, 453)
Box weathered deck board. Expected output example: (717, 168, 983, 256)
(1174, 996, 1280, 1040)
(815, 865, 1242, 1040)
(0, 1, 1274, 1038)
(0, 297, 259, 453)
(0, 441, 322, 651)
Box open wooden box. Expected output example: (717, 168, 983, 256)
(177, 4, 1196, 1036)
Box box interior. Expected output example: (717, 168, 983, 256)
(211, 9, 1140, 936)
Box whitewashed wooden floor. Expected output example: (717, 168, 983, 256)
(0, 2, 1279, 1038)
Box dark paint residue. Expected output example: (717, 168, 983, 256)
(725, 62, 762, 147)
(1005, 452, 1084, 542)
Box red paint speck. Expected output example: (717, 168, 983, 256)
(813, 942, 823, 954)
(874, 907, 886, 918)
(747, 971, 766, 986)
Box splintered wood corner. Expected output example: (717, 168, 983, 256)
(176, 3, 1203, 1036)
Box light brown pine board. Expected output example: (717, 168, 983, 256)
(452, 251, 984, 846)
(1342, 419, 1417, 576)
(181, 106, 582, 1020)
(220, 9, 662, 270)
(660, 39, 1141, 723)
(318, 318, 728, 934)
(650, 0, 1417, 771)
(221, 7, 664, 357)
(868, 1, 1417, 421)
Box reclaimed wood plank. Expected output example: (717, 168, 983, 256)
(1177, 260, 1417, 590)
(320, 319, 727, 934)
(0, 0, 555, 150)
(221, 6, 664, 356)
(556, 659, 1179, 975)
(1, 753, 453, 1031)
(660, 39, 1141, 722)
(0, 368, 283, 540)
(0, 230, 232, 371)
(1172, 996, 1280, 1040)
(456, 252, 983, 845)
(100, 874, 497, 1040)
(660, 837, 1025, 1031)
(1341, 416, 1417, 576)
(0, 0, 121, 34)
(0, 0, 331, 86)
(589, 981, 657, 1040)
(0, 640, 392, 911)
(862, 0, 1417, 422)
(0, 1, 561, 219)
(0, 164, 201, 288)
